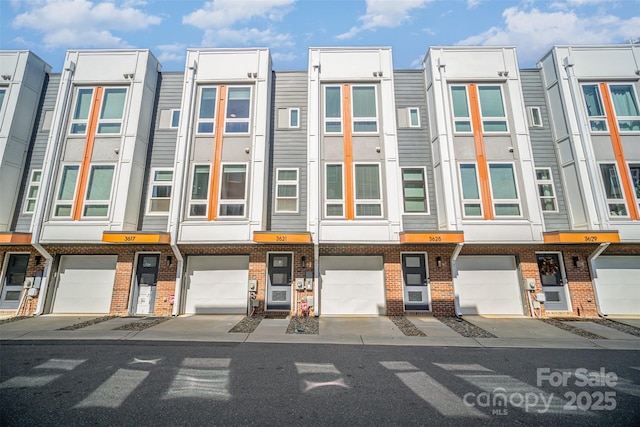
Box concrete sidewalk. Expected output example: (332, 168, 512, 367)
(1, 314, 639, 350)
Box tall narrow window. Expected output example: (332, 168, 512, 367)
(197, 87, 216, 133)
(170, 109, 180, 128)
(629, 164, 640, 213)
(489, 163, 521, 216)
(527, 106, 543, 127)
(70, 88, 94, 134)
(599, 163, 627, 217)
(354, 164, 382, 217)
(352, 86, 377, 132)
(189, 165, 210, 217)
(402, 168, 427, 213)
(97, 88, 126, 134)
(219, 164, 247, 216)
(289, 108, 300, 128)
(225, 87, 251, 133)
(147, 169, 173, 214)
(24, 169, 42, 213)
(275, 169, 298, 213)
(408, 108, 420, 128)
(478, 86, 508, 132)
(459, 164, 482, 217)
(535, 168, 558, 212)
(582, 85, 607, 132)
(54, 165, 79, 217)
(325, 164, 343, 217)
(325, 86, 342, 133)
(83, 165, 115, 217)
(610, 84, 640, 132)
(451, 86, 471, 132)
(0, 88, 6, 110)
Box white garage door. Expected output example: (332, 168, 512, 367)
(593, 256, 640, 316)
(455, 255, 524, 315)
(184, 256, 249, 314)
(320, 256, 385, 315)
(52, 255, 117, 313)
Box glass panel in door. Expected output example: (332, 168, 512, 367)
(536, 253, 569, 312)
(134, 254, 159, 315)
(402, 254, 430, 311)
(1, 254, 30, 310)
(267, 254, 292, 310)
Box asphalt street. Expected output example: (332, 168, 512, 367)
(1, 341, 639, 426)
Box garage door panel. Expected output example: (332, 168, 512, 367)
(593, 256, 640, 316)
(185, 256, 249, 314)
(456, 256, 524, 316)
(53, 255, 117, 314)
(320, 256, 385, 316)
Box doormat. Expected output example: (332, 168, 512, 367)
(264, 315, 288, 319)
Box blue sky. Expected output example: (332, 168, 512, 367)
(1, 0, 638, 72)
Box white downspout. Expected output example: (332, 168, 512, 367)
(33, 60, 76, 316)
(587, 242, 610, 317)
(169, 60, 197, 316)
(450, 243, 464, 317)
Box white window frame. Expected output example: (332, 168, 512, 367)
(628, 163, 640, 214)
(599, 162, 629, 218)
(81, 164, 116, 218)
(96, 87, 127, 135)
(450, 85, 473, 134)
(351, 85, 379, 134)
(609, 83, 640, 132)
(23, 169, 42, 214)
(458, 163, 483, 218)
(146, 168, 173, 215)
(275, 168, 299, 213)
(188, 163, 211, 218)
(0, 87, 6, 111)
(289, 108, 300, 128)
(535, 167, 558, 213)
(196, 86, 217, 135)
(353, 162, 383, 218)
(401, 167, 429, 214)
(527, 106, 543, 128)
(69, 87, 94, 135)
(218, 163, 248, 217)
(324, 86, 343, 134)
(408, 107, 420, 128)
(581, 84, 608, 133)
(477, 85, 509, 133)
(224, 86, 252, 135)
(170, 109, 180, 129)
(488, 162, 522, 218)
(52, 164, 80, 218)
(324, 163, 345, 218)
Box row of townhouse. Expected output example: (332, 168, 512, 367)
(0, 44, 638, 319)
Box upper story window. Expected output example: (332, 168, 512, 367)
(527, 106, 543, 128)
(535, 168, 558, 212)
(582, 84, 640, 132)
(459, 163, 482, 217)
(401, 168, 428, 214)
(197, 87, 217, 134)
(225, 87, 251, 134)
(170, 110, 180, 128)
(352, 86, 378, 133)
(24, 169, 42, 214)
(70, 87, 127, 135)
(53, 165, 79, 218)
(188, 164, 210, 218)
(289, 108, 300, 128)
(147, 169, 173, 215)
(354, 163, 382, 217)
(0, 88, 6, 110)
(219, 164, 247, 217)
(408, 108, 420, 128)
(325, 86, 342, 133)
(599, 163, 628, 217)
(325, 164, 344, 217)
(629, 164, 640, 214)
(488, 163, 521, 217)
(275, 169, 298, 213)
(83, 164, 115, 217)
(450, 85, 508, 133)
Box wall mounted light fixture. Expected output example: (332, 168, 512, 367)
(436, 256, 443, 268)
(572, 256, 583, 268)
(166, 255, 173, 267)
(35, 255, 42, 265)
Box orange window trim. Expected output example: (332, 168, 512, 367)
(208, 85, 227, 221)
(342, 84, 355, 220)
(72, 86, 103, 221)
(600, 83, 639, 220)
(468, 84, 494, 220)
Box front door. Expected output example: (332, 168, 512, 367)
(267, 253, 292, 310)
(536, 253, 570, 312)
(402, 253, 430, 311)
(0, 254, 29, 310)
(133, 254, 159, 315)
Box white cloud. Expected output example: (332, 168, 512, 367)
(337, 0, 433, 40)
(156, 43, 186, 64)
(12, 0, 161, 49)
(183, 0, 295, 47)
(456, 6, 640, 63)
(467, 0, 481, 9)
(271, 51, 297, 63)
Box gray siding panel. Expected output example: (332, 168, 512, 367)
(14, 74, 61, 232)
(140, 72, 183, 231)
(521, 69, 570, 231)
(394, 70, 438, 231)
(268, 71, 308, 232)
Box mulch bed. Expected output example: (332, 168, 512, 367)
(539, 318, 606, 339)
(436, 316, 497, 338)
(0, 316, 30, 325)
(229, 315, 264, 333)
(113, 317, 170, 331)
(286, 316, 319, 334)
(389, 316, 426, 336)
(58, 316, 117, 330)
